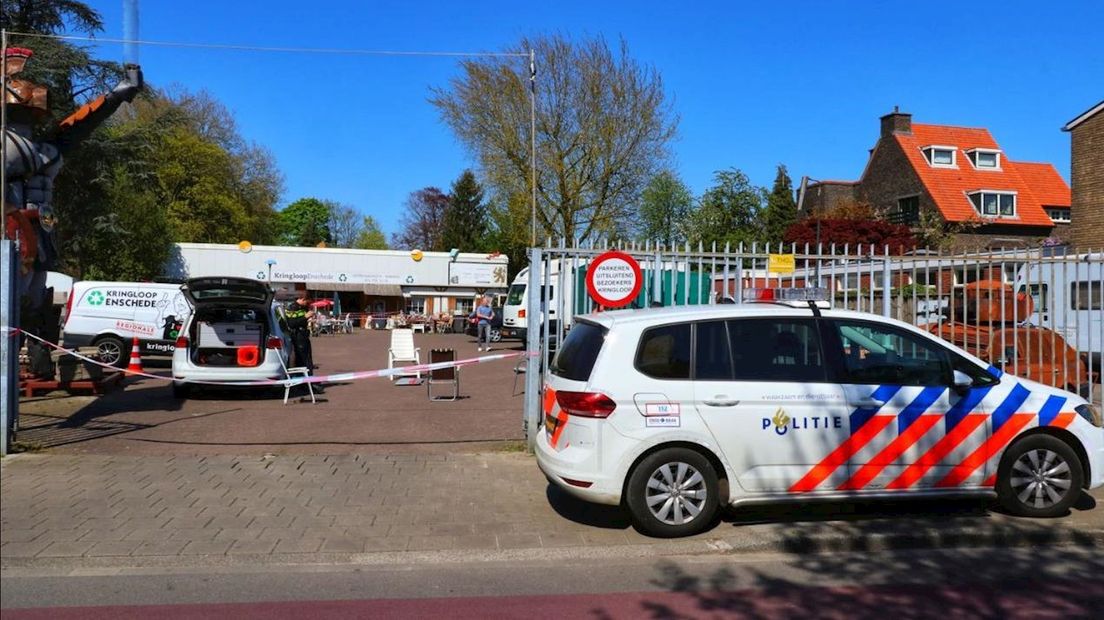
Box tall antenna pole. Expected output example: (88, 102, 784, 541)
(529, 48, 537, 247)
(122, 0, 140, 65)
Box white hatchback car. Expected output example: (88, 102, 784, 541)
(171, 277, 290, 398)
(536, 297, 1104, 537)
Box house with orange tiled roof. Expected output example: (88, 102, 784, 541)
(798, 109, 1071, 249)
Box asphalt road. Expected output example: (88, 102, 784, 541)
(3, 546, 1102, 618)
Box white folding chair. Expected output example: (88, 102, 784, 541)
(279, 347, 315, 404)
(388, 328, 421, 381)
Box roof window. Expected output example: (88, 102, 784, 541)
(1045, 207, 1070, 223)
(922, 145, 957, 168)
(968, 191, 1016, 217)
(966, 148, 1001, 170)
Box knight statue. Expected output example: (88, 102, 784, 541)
(3, 46, 143, 377)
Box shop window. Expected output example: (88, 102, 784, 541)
(405, 297, 426, 315)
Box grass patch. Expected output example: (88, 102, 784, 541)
(10, 440, 46, 453)
(495, 440, 528, 453)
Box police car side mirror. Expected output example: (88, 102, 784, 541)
(952, 370, 973, 395)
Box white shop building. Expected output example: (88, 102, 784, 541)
(164, 243, 509, 317)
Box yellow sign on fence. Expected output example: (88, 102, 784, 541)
(768, 253, 796, 274)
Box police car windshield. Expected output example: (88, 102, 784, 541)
(551, 322, 606, 382)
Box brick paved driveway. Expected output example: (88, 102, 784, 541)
(14, 330, 528, 454)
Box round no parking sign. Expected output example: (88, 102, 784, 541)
(586, 251, 642, 308)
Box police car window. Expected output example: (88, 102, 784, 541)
(550, 322, 606, 381)
(635, 323, 691, 379)
(727, 319, 826, 382)
(833, 320, 950, 385)
(954, 357, 999, 387)
(694, 320, 732, 380)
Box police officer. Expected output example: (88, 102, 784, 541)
(283, 293, 316, 374)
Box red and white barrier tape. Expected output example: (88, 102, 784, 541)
(4, 327, 535, 388)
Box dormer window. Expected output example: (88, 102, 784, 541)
(966, 148, 1001, 170)
(1045, 207, 1071, 223)
(922, 145, 957, 168)
(968, 190, 1016, 217)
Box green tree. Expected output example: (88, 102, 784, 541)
(687, 168, 763, 249)
(761, 164, 798, 246)
(440, 170, 488, 252)
(484, 192, 532, 280)
(431, 34, 677, 243)
(279, 198, 332, 246)
(81, 169, 172, 281)
(353, 215, 389, 250)
(639, 170, 693, 246)
(156, 127, 252, 243)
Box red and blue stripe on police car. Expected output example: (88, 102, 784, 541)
(791, 382, 1077, 493)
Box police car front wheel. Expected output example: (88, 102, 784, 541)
(997, 434, 1083, 518)
(626, 447, 719, 537)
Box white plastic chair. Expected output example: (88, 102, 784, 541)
(279, 347, 315, 404)
(388, 328, 421, 381)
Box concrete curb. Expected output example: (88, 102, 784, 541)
(4, 521, 1100, 577)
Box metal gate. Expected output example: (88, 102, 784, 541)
(522, 241, 1104, 447)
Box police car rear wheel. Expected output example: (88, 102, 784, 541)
(627, 448, 718, 538)
(997, 435, 1083, 518)
(96, 336, 126, 368)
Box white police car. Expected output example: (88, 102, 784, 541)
(535, 289, 1104, 537)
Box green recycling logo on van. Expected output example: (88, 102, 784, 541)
(87, 290, 105, 306)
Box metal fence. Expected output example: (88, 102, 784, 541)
(522, 240, 1104, 445)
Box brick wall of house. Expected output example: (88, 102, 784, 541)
(854, 139, 934, 217)
(1070, 112, 1104, 250)
(799, 182, 857, 216)
(945, 226, 1056, 251)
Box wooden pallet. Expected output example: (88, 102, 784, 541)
(19, 371, 123, 397)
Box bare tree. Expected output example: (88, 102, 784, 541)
(390, 187, 449, 250)
(326, 201, 362, 248)
(431, 34, 677, 242)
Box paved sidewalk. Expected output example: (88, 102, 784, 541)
(2, 452, 1101, 571)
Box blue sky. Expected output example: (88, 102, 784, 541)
(82, 0, 1102, 238)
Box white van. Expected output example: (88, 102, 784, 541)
(63, 281, 191, 367)
(502, 261, 573, 341)
(1016, 254, 1103, 367)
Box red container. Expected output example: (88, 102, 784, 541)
(237, 345, 260, 367)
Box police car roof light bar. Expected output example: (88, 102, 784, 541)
(743, 287, 829, 302)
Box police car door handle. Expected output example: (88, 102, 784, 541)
(849, 398, 885, 408)
(703, 396, 738, 407)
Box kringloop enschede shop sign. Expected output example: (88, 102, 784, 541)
(586, 251, 642, 308)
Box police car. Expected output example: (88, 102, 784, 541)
(535, 289, 1104, 537)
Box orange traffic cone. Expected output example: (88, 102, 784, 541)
(126, 337, 145, 374)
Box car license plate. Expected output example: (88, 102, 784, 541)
(545, 413, 558, 435)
